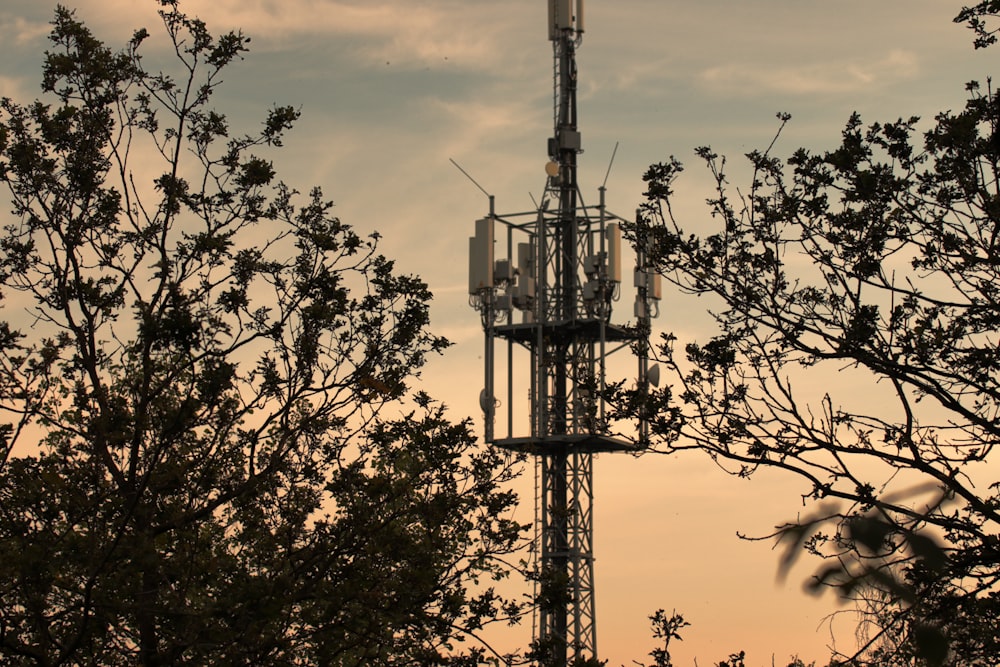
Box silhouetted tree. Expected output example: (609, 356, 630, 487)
(634, 610, 819, 667)
(644, 609, 689, 667)
(956, 0, 1000, 48)
(623, 4, 1000, 666)
(0, 3, 525, 664)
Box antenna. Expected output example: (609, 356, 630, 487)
(548, 0, 585, 39)
(602, 141, 619, 189)
(466, 1, 657, 665)
(449, 157, 492, 200)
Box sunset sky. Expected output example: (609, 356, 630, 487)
(0, 1, 992, 664)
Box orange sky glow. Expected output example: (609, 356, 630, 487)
(0, 1, 992, 664)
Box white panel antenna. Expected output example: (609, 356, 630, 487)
(517, 241, 534, 278)
(468, 217, 494, 294)
(548, 0, 584, 39)
(634, 267, 662, 300)
(606, 222, 621, 282)
(648, 270, 662, 300)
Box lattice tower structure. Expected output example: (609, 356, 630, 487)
(467, 2, 660, 665)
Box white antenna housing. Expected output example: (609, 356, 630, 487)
(606, 222, 621, 282)
(468, 217, 494, 294)
(548, 0, 584, 40)
(517, 241, 534, 278)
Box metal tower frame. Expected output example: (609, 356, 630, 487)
(467, 2, 659, 665)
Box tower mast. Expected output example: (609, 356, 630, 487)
(467, 2, 659, 664)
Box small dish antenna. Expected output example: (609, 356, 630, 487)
(479, 388, 495, 415)
(647, 364, 660, 388)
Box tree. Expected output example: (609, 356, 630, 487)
(623, 5, 1000, 666)
(955, 1, 1000, 49)
(633, 610, 819, 667)
(0, 3, 525, 664)
(642, 609, 689, 667)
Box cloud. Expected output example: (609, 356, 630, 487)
(15, 0, 535, 74)
(0, 14, 49, 45)
(229, 1, 491, 68)
(698, 49, 920, 96)
(424, 96, 546, 160)
(0, 75, 30, 100)
(594, 57, 676, 94)
(166, 0, 529, 72)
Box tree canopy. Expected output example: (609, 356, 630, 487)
(0, 3, 524, 665)
(627, 4, 1000, 666)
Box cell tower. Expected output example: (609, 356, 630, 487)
(467, 2, 660, 665)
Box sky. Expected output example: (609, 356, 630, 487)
(0, 1, 992, 665)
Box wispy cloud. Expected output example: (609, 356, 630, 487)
(698, 49, 920, 96)
(19, 0, 534, 74)
(0, 75, 30, 101)
(425, 96, 546, 159)
(177, 0, 525, 72)
(0, 14, 49, 46)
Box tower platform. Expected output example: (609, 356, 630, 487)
(494, 319, 640, 345)
(493, 433, 641, 454)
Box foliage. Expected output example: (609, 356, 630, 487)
(0, 3, 525, 665)
(714, 652, 746, 667)
(635, 610, 816, 667)
(956, 1, 1000, 48)
(623, 6, 1000, 667)
(644, 609, 689, 667)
